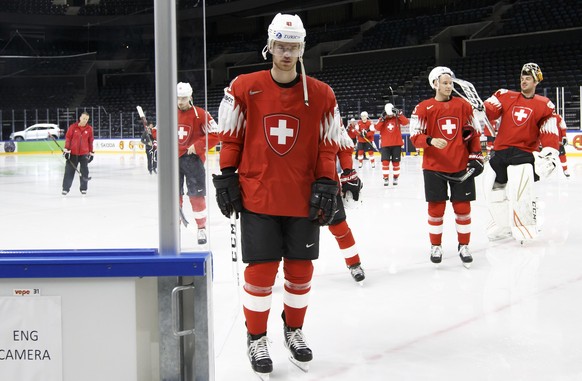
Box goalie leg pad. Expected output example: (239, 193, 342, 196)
(484, 162, 511, 241)
(506, 164, 537, 241)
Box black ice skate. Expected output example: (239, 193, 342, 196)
(458, 244, 473, 269)
(349, 263, 365, 283)
(283, 324, 312, 372)
(247, 333, 272, 380)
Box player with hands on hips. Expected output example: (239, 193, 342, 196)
(482, 63, 560, 241)
(212, 12, 341, 379)
(410, 66, 483, 268)
(61, 111, 94, 195)
(375, 103, 409, 186)
(176, 81, 220, 245)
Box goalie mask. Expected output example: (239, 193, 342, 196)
(428, 66, 455, 90)
(521, 62, 543, 83)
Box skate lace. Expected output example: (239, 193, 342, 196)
(458, 245, 471, 258)
(287, 329, 309, 351)
(431, 245, 443, 257)
(350, 265, 364, 277)
(249, 336, 271, 361)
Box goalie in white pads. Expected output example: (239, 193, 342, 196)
(482, 63, 560, 242)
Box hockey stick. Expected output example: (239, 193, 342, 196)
(230, 213, 240, 286)
(452, 78, 496, 138)
(179, 206, 189, 228)
(435, 168, 476, 184)
(49, 135, 91, 182)
(359, 133, 379, 152)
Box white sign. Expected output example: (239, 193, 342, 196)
(0, 297, 63, 381)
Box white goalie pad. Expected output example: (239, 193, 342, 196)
(484, 163, 511, 241)
(506, 164, 538, 241)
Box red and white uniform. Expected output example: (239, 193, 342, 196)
(178, 106, 220, 162)
(484, 89, 559, 152)
(65, 122, 94, 155)
(218, 70, 341, 217)
(346, 122, 358, 142)
(410, 97, 481, 172)
(556, 113, 569, 173)
(355, 119, 374, 144)
(375, 114, 408, 147)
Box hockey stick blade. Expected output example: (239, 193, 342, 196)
(435, 167, 475, 183)
(452, 78, 496, 137)
(179, 207, 189, 228)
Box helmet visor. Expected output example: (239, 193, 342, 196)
(270, 42, 302, 58)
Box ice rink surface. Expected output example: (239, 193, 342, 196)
(2, 151, 582, 381)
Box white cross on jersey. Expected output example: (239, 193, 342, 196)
(514, 108, 529, 122)
(178, 126, 188, 140)
(442, 119, 456, 135)
(270, 119, 294, 145)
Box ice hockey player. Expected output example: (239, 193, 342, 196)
(556, 113, 570, 177)
(482, 63, 560, 241)
(346, 117, 359, 158)
(212, 12, 341, 379)
(374, 103, 409, 186)
(329, 127, 366, 282)
(176, 81, 220, 245)
(356, 111, 376, 168)
(410, 66, 483, 268)
(140, 122, 157, 174)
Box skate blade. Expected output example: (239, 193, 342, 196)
(253, 371, 270, 381)
(289, 356, 310, 373)
(462, 262, 472, 269)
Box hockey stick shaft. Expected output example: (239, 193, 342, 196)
(49, 135, 91, 181)
(230, 213, 240, 286)
(435, 167, 475, 183)
(179, 206, 189, 228)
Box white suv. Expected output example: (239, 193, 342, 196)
(10, 123, 64, 141)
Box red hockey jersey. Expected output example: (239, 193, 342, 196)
(410, 97, 480, 173)
(356, 120, 374, 143)
(177, 106, 220, 162)
(218, 70, 341, 217)
(375, 114, 409, 147)
(484, 89, 559, 152)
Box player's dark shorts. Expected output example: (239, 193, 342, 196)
(329, 194, 346, 226)
(423, 169, 476, 202)
(179, 153, 206, 196)
(356, 142, 374, 152)
(488, 147, 537, 184)
(486, 136, 496, 143)
(380, 146, 401, 162)
(240, 211, 320, 263)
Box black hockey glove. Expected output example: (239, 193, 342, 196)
(308, 178, 339, 226)
(467, 152, 484, 177)
(87, 152, 94, 163)
(360, 129, 368, 138)
(212, 171, 242, 218)
(340, 169, 363, 201)
(63, 149, 71, 160)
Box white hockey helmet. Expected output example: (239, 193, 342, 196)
(262, 13, 306, 60)
(384, 103, 394, 116)
(521, 62, 543, 83)
(349, 118, 356, 123)
(360, 111, 369, 119)
(428, 66, 455, 89)
(177, 82, 193, 97)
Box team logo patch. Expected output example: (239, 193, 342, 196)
(264, 114, 299, 156)
(178, 124, 192, 142)
(437, 116, 459, 140)
(512, 106, 533, 126)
